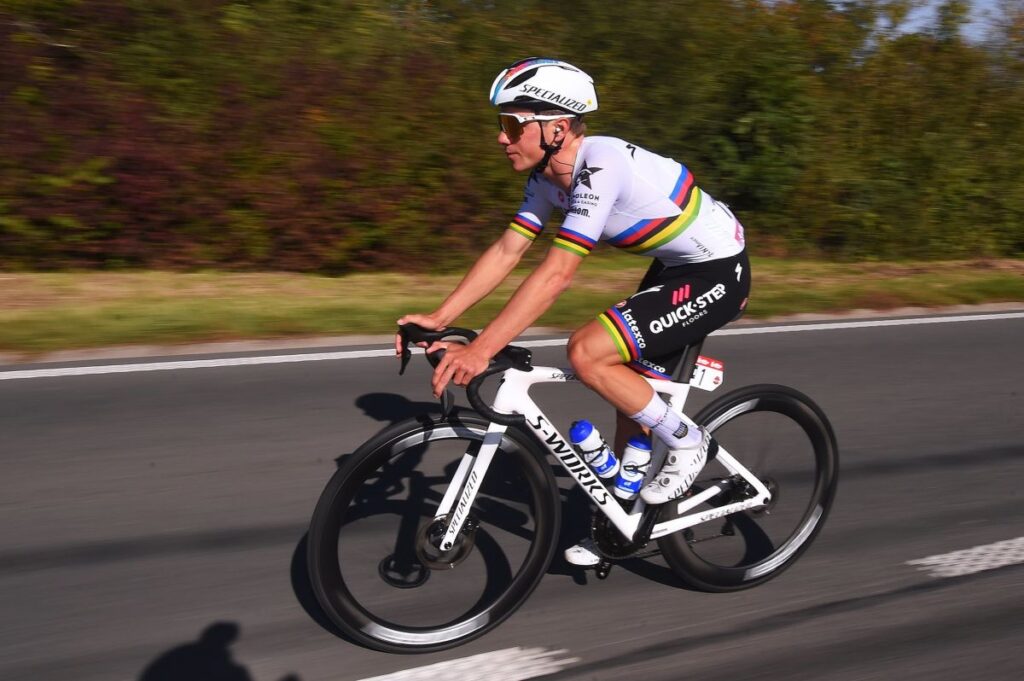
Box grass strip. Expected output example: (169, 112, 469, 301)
(1, 257, 1021, 355)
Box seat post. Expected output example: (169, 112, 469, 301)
(672, 339, 705, 384)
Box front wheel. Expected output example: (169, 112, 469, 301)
(657, 384, 839, 592)
(307, 412, 560, 653)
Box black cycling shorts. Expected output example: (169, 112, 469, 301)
(596, 250, 750, 380)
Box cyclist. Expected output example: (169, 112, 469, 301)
(396, 57, 750, 567)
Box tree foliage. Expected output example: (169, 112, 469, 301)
(1, 0, 1021, 271)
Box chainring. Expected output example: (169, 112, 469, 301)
(591, 511, 647, 560)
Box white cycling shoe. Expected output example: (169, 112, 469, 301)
(640, 427, 714, 505)
(564, 537, 602, 567)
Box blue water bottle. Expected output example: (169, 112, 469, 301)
(569, 420, 620, 479)
(615, 435, 652, 500)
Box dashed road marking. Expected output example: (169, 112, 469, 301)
(907, 536, 1024, 578)
(357, 647, 579, 681)
(2, 311, 1022, 381)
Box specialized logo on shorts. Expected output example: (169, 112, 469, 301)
(650, 283, 728, 334)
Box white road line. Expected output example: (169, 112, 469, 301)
(1, 311, 1022, 381)
(715, 311, 1024, 336)
(907, 537, 1024, 578)
(356, 647, 579, 681)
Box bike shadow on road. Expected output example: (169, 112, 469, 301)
(290, 533, 358, 643)
(331, 393, 444, 468)
(355, 392, 443, 426)
(137, 621, 300, 681)
(348, 392, 679, 589)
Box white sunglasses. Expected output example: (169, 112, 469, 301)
(498, 112, 576, 140)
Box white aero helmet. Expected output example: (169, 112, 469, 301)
(489, 58, 598, 114)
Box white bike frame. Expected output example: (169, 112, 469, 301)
(435, 365, 773, 552)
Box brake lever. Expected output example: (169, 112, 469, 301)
(398, 329, 411, 376)
(439, 389, 455, 418)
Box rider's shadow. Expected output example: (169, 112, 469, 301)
(355, 392, 442, 425)
(330, 393, 443, 468)
(137, 622, 300, 681)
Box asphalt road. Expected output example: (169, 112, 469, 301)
(2, 312, 1022, 681)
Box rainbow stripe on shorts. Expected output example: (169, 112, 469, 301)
(597, 307, 643, 361)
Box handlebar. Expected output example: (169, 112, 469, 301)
(397, 323, 532, 426)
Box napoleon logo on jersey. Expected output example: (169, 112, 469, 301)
(574, 161, 602, 190)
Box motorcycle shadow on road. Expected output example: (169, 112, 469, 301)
(137, 621, 300, 681)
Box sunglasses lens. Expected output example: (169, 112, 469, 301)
(499, 115, 525, 141)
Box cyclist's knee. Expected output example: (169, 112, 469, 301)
(568, 325, 618, 382)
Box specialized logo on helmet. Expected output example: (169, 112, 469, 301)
(519, 85, 588, 112)
(490, 58, 598, 113)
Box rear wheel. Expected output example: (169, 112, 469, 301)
(307, 412, 559, 653)
(658, 385, 838, 591)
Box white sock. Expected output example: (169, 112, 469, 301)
(631, 393, 702, 449)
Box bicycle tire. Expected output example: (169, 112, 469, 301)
(658, 384, 838, 592)
(307, 411, 560, 653)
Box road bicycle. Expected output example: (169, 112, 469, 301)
(307, 324, 839, 653)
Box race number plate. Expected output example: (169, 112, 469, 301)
(689, 356, 724, 391)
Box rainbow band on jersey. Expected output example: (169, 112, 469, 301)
(607, 168, 701, 254)
(553, 227, 596, 256)
(508, 214, 543, 240)
(597, 307, 642, 362)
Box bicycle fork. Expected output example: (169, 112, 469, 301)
(433, 422, 508, 552)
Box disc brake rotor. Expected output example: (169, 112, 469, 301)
(415, 514, 478, 570)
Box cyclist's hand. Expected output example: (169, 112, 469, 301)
(395, 314, 445, 357)
(429, 341, 490, 398)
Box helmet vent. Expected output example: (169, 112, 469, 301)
(506, 68, 539, 89)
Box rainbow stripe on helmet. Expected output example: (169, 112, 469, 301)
(489, 57, 564, 104)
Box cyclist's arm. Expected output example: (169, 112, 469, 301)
(472, 145, 627, 356)
(472, 246, 582, 357)
(429, 228, 533, 327)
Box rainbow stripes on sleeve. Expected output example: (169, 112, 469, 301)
(607, 168, 702, 254)
(553, 227, 597, 257)
(508, 214, 544, 241)
(597, 307, 642, 362)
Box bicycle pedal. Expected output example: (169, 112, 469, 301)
(594, 560, 613, 579)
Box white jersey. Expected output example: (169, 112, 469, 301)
(507, 136, 745, 266)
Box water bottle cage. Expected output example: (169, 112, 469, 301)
(579, 440, 610, 462)
(621, 463, 650, 475)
